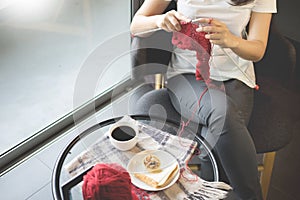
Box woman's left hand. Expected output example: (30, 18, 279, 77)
(196, 18, 239, 48)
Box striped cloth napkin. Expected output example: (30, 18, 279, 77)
(66, 116, 231, 200)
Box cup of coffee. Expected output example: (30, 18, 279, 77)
(109, 121, 139, 151)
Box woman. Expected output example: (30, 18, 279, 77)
(131, 0, 276, 199)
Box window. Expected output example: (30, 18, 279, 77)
(0, 0, 131, 159)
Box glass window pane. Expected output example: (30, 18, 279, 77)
(0, 0, 131, 154)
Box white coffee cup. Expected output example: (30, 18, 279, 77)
(109, 121, 139, 151)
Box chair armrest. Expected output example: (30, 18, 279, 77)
(254, 22, 296, 88)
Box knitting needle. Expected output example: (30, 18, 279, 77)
(219, 48, 259, 90)
(133, 18, 204, 37)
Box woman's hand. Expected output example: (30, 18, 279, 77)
(156, 10, 191, 32)
(195, 13, 272, 62)
(196, 18, 240, 48)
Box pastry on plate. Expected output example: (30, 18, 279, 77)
(143, 154, 161, 172)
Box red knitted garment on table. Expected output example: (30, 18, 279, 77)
(82, 163, 143, 200)
(172, 22, 212, 85)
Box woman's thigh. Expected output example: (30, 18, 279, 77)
(167, 74, 253, 128)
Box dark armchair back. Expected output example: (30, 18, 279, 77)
(247, 21, 297, 152)
(130, 0, 176, 80)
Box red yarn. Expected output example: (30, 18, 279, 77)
(82, 163, 140, 200)
(172, 22, 212, 85)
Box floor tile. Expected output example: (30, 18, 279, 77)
(0, 157, 51, 200)
(25, 182, 52, 200)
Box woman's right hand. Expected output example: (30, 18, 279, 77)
(156, 10, 191, 32)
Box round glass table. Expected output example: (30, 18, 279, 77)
(52, 115, 219, 200)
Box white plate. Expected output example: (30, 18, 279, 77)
(127, 149, 180, 191)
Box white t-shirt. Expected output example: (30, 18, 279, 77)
(170, 0, 277, 88)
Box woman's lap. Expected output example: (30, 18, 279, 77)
(167, 74, 262, 200)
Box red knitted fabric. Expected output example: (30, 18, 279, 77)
(172, 22, 212, 85)
(82, 163, 140, 200)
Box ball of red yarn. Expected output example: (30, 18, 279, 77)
(82, 163, 139, 200)
(172, 21, 212, 85)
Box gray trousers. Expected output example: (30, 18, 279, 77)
(167, 74, 262, 200)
